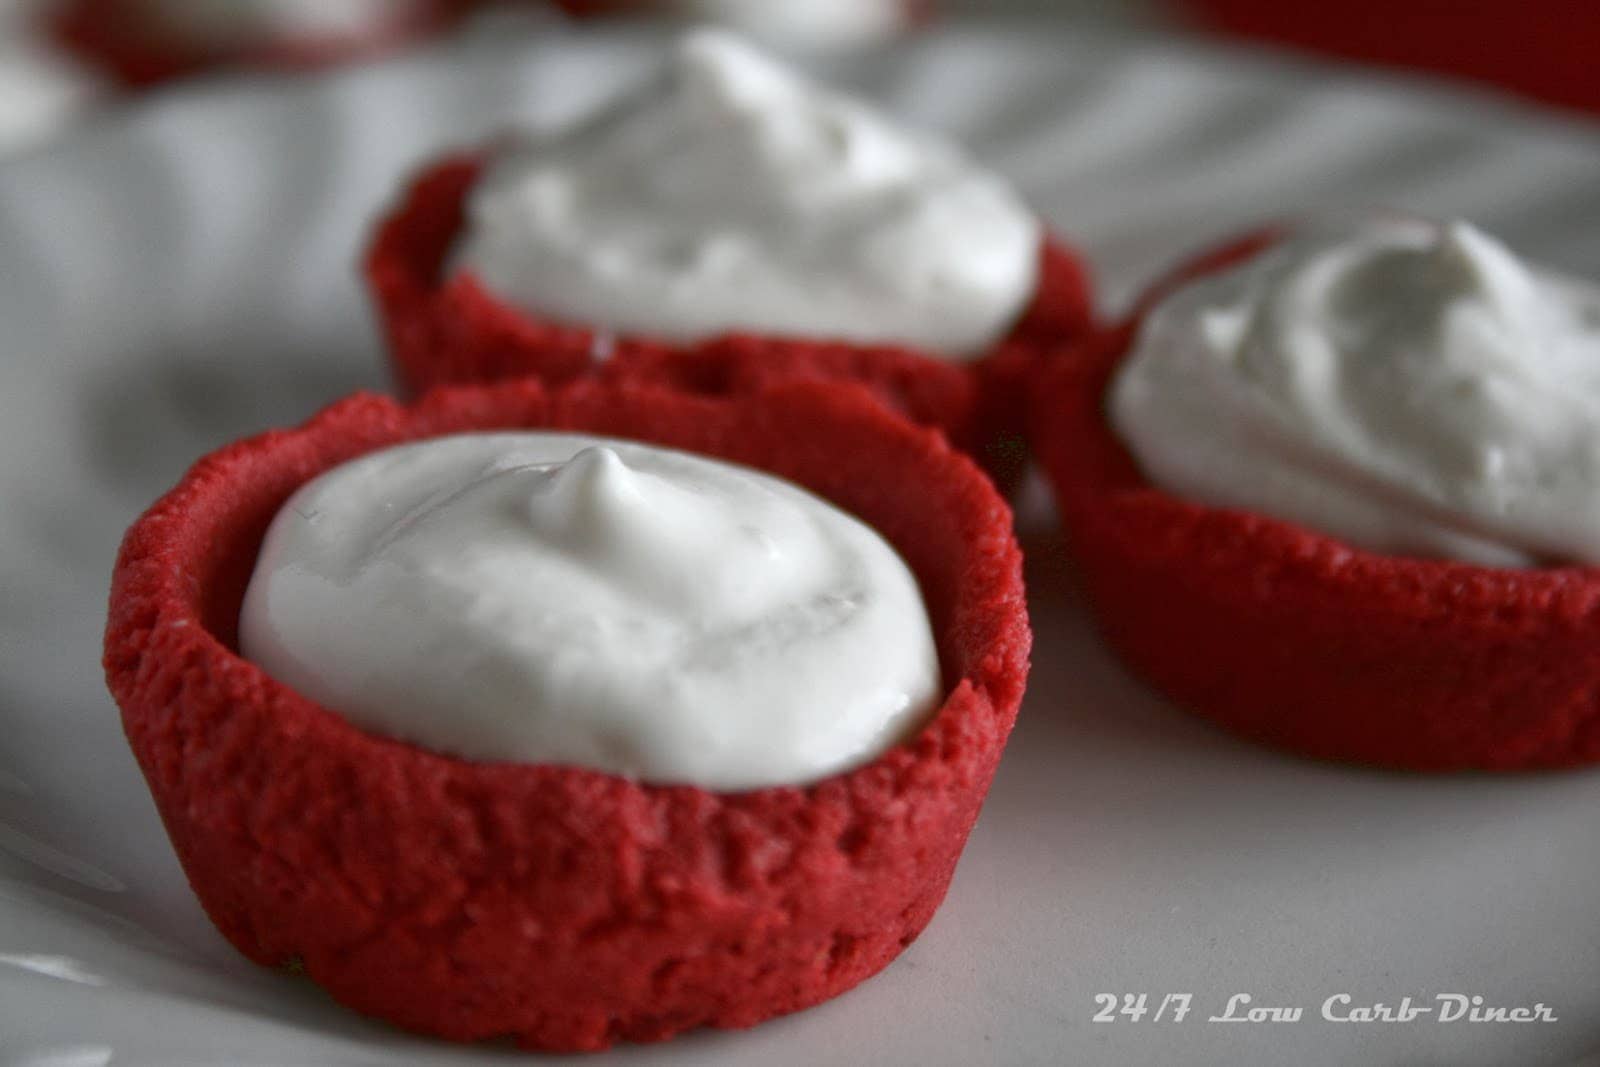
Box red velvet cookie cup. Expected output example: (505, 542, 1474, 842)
(362, 154, 1095, 491)
(1031, 230, 1600, 772)
(50, 0, 474, 87)
(105, 378, 1030, 1051)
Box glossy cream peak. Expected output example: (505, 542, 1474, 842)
(239, 434, 942, 790)
(451, 30, 1040, 359)
(1111, 218, 1600, 567)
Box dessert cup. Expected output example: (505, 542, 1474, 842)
(105, 377, 1030, 1049)
(1031, 229, 1600, 771)
(364, 154, 1095, 491)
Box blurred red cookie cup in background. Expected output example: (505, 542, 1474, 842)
(1030, 228, 1600, 772)
(365, 153, 1094, 492)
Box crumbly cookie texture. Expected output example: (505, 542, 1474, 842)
(105, 379, 1030, 1050)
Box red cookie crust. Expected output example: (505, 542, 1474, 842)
(1031, 229, 1600, 771)
(50, 0, 474, 87)
(105, 378, 1030, 1050)
(362, 154, 1094, 491)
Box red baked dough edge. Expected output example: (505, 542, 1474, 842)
(362, 154, 1095, 491)
(49, 0, 475, 87)
(104, 377, 1030, 1051)
(1030, 229, 1600, 771)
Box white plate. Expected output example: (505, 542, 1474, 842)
(3, 23, 1600, 1067)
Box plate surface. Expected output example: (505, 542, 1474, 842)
(2, 23, 1600, 1067)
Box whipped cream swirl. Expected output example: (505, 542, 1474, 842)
(240, 433, 942, 789)
(1111, 218, 1600, 567)
(452, 30, 1040, 360)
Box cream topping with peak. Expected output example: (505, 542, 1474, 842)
(451, 30, 1040, 360)
(1111, 218, 1600, 567)
(239, 432, 942, 790)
